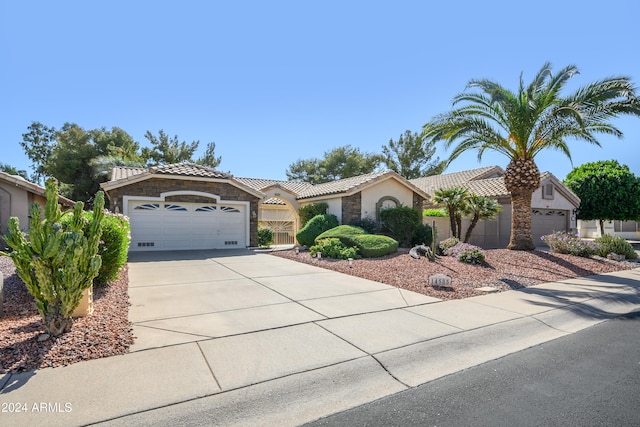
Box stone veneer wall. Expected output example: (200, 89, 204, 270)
(413, 192, 427, 210)
(106, 178, 260, 247)
(341, 192, 361, 225)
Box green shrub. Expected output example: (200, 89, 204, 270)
(541, 231, 601, 257)
(350, 217, 379, 233)
(295, 214, 339, 247)
(438, 237, 460, 254)
(352, 234, 398, 258)
(258, 227, 274, 247)
(62, 210, 131, 285)
(379, 206, 422, 247)
(298, 202, 329, 226)
(444, 242, 486, 264)
(595, 234, 638, 259)
(315, 225, 366, 247)
(310, 238, 360, 259)
(423, 208, 447, 217)
(411, 223, 433, 247)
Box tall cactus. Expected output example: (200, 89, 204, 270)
(0, 179, 104, 336)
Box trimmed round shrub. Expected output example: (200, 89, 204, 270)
(258, 227, 274, 247)
(315, 225, 366, 247)
(310, 238, 360, 260)
(352, 234, 398, 258)
(595, 234, 638, 260)
(295, 213, 339, 247)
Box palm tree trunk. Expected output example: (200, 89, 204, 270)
(464, 215, 480, 243)
(508, 191, 536, 250)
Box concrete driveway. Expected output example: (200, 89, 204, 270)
(127, 248, 441, 352)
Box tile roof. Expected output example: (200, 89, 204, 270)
(234, 177, 314, 195)
(466, 177, 510, 198)
(0, 171, 76, 207)
(110, 166, 147, 181)
(410, 166, 504, 195)
(296, 170, 394, 199)
(149, 163, 232, 179)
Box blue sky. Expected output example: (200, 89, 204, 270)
(2, 0, 639, 182)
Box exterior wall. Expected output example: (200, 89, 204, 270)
(106, 178, 260, 247)
(0, 183, 32, 234)
(360, 180, 413, 220)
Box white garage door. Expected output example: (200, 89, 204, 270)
(128, 201, 246, 251)
(532, 209, 568, 243)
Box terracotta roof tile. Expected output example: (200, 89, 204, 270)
(110, 166, 147, 181)
(296, 170, 392, 198)
(410, 166, 504, 195)
(150, 162, 232, 179)
(234, 177, 313, 194)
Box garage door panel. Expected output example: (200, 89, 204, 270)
(532, 209, 568, 242)
(128, 200, 246, 251)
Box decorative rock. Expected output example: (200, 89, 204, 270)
(607, 253, 626, 261)
(478, 286, 500, 293)
(37, 333, 51, 342)
(410, 245, 437, 261)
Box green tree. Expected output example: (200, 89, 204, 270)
(433, 187, 469, 239)
(564, 160, 640, 235)
(382, 130, 446, 179)
(286, 145, 383, 184)
(0, 163, 28, 180)
(463, 194, 502, 243)
(141, 130, 198, 165)
(424, 62, 640, 250)
(19, 121, 57, 184)
(195, 141, 222, 168)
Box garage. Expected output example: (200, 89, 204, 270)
(532, 209, 568, 243)
(127, 200, 248, 251)
(101, 163, 262, 251)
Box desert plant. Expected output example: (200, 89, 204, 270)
(595, 234, 638, 260)
(438, 237, 460, 254)
(315, 225, 366, 247)
(352, 234, 398, 258)
(62, 210, 130, 285)
(350, 216, 379, 233)
(258, 227, 274, 247)
(295, 213, 339, 247)
(379, 206, 422, 247)
(1, 179, 104, 336)
(541, 231, 601, 258)
(444, 242, 486, 264)
(310, 238, 360, 260)
(298, 202, 329, 226)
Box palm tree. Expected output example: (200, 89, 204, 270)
(424, 62, 640, 250)
(433, 187, 468, 239)
(463, 195, 502, 243)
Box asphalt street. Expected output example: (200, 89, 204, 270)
(305, 310, 640, 427)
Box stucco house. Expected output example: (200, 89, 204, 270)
(410, 166, 581, 248)
(0, 171, 75, 239)
(101, 164, 430, 251)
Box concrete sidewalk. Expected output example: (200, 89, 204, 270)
(1, 249, 639, 427)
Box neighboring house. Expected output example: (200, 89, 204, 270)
(101, 164, 430, 251)
(0, 171, 75, 238)
(578, 220, 640, 240)
(410, 166, 581, 248)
